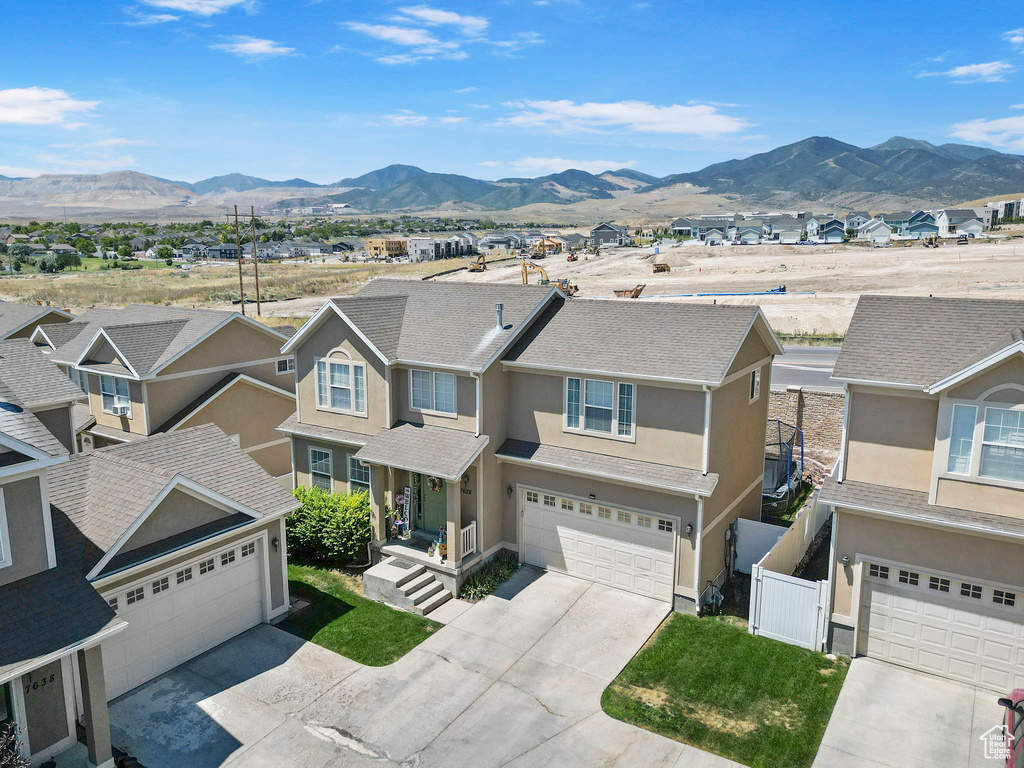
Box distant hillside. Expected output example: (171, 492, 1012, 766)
(180, 173, 322, 195)
(333, 164, 428, 190)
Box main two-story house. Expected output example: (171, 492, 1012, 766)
(30, 305, 297, 482)
(279, 279, 781, 614)
(822, 295, 1024, 693)
(0, 336, 298, 767)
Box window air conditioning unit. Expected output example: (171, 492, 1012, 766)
(111, 405, 130, 417)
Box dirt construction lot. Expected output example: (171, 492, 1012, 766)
(442, 239, 1024, 336)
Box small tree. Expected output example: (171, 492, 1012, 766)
(1, 721, 29, 768)
(57, 251, 82, 270)
(36, 254, 62, 273)
(117, 244, 133, 260)
(74, 238, 94, 257)
(156, 244, 174, 261)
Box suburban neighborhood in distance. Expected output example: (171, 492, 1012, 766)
(5, 2, 1024, 768)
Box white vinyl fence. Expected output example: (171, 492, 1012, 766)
(747, 492, 832, 651)
(734, 518, 784, 573)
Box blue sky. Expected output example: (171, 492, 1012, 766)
(1, 0, 1023, 183)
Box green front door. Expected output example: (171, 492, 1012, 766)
(420, 476, 447, 535)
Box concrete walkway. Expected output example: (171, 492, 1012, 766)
(109, 568, 742, 768)
(813, 658, 1006, 768)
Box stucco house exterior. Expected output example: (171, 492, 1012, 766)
(821, 295, 1024, 692)
(856, 219, 893, 243)
(279, 279, 781, 615)
(30, 305, 297, 482)
(0, 301, 73, 340)
(0, 338, 298, 766)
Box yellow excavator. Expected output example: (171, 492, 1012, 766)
(467, 252, 486, 272)
(521, 259, 578, 296)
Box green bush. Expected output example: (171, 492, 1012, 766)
(287, 486, 372, 566)
(459, 551, 520, 601)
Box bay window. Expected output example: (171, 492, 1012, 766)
(409, 369, 456, 415)
(99, 374, 130, 416)
(316, 359, 367, 416)
(565, 377, 634, 438)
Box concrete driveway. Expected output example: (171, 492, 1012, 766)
(108, 568, 741, 768)
(813, 658, 1006, 768)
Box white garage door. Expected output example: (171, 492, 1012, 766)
(860, 561, 1024, 692)
(522, 490, 676, 602)
(102, 537, 266, 699)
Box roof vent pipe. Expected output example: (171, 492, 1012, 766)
(496, 303, 504, 329)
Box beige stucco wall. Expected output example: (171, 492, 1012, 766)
(0, 475, 49, 587)
(86, 374, 145, 434)
(504, 369, 705, 467)
(121, 488, 235, 554)
(393, 365, 476, 431)
(294, 314, 387, 435)
(831, 507, 1024, 621)
(947, 356, 1024, 400)
(291, 435, 365, 494)
(844, 388, 938, 492)
(158, 317, 290, 377)
(478, 361, 510, 554)
(98, 516, 288, 612)
(33, 405, 75, 454)
(727, 326, 772, 375)
(248, 442, 292, 479)
(935, 476, 1024, 518)
(498, 462, 699, 590)
(6, 310, 70, 340)
(700, 482, 761, 590)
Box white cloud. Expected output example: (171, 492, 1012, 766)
(509, 157, 636, 175)
(496, 99, 750, 136)
(382, 110, 430, 126)
(211, 36, 296, 59)
(1005, 28, 1024, 50)
(0, 87, 98, 126)
(343, 22, 465, 63)
(454, 86, 477, 94)
(34, 152, 139, 172)
(919, 61, 1015, 82)
(468, 103, 491, 109)
(1013, 104, 1024, 110)
(951, 114, 1024, 151)
(440, 116, 468, 123)
(139, 0, 252, 16)
(122, 9, 180, 25)
(477, 160, 501, 167)
(394, 6, 488, 35)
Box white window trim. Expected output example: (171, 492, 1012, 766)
(0, 489, 11, 570)
(979, 404, 1024, 483)
(309, 446, 333, 492)
(941, 398, 1024, 490)
(315, 357, 368, 418)
(408, 369, 457, 418)
(99, 374, 131, 417)
(276, 357, 295, 375)
(563, 376, 636, 443)
(749, 368, 761, 402)
(348, 455, 370, 490)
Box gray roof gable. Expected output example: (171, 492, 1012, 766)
(0, 339, 84, 408)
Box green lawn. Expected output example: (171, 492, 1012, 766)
(74, 257, 171, 270)
(602, 614, 847, 768)
(276, 563, 440, 666)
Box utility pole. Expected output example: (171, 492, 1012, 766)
(249, 206, 262, 316)
(232, 205, 246, 316)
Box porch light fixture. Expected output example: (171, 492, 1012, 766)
(841, 555, 850, 567)
(506, 484, 513, 497)
(272, 537, 280, 552)
(685, 523, 693, 536)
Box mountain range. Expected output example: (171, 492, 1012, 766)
(0, 136, 1021, 219)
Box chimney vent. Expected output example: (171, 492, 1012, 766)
(496, 303, 504, 329)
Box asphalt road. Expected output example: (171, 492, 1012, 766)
(772, 345, 842, 392)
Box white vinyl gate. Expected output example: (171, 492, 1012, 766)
(749, 565, 828, 650)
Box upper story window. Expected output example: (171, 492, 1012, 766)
(565, 377, 634, 438)
(946, 403, 1024, 483)
(749, 369, 762, 402)
(410, 369, 455, 415)
(276, 357, 295, 375)
(67, 367, 88, 394)
(316, 359, 367, 416)
(99, 374, 131, 417)
(310, 448, 333, 491)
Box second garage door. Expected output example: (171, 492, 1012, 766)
(101, 536, 267, 699)
(860, 560, 1024, 692)
(522, 489, 676, 602)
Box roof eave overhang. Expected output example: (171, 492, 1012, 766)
(500, 359, 716, 387)
(926, 342, 1024, 395)
(357, 436, 489, 482)
(73, 328, 142, 380)
(822, 496, 1024, 542)
(0, 619, 128, 687)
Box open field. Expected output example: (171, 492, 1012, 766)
(441, 238, 1024, 335)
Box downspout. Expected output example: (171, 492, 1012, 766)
(470, 372, 482, 437)
(837, 382, 850, 483)
(384, 365, 393, 427)
(693, 495, 704, 612)
(701, 385, 711, 475)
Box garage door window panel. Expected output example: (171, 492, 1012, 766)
(994, 590, 1016, 607)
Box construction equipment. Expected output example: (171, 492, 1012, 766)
(467, 252, 486, 272)
(613, 284, 646, 299)
(957, 236, 970, 246)
(566, 253, 578, 262)
(520, 259, 578, 296)
(653, 262, 670, 274)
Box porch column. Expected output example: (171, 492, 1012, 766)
(369, 464, 388, 542)
(77, 645, 113, 768)
(445, 476, 461, 568)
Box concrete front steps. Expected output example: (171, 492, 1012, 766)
(363, 556, 453, 616)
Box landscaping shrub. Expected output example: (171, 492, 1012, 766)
(287, 486, 372, 566)
(459, 551, 520, 601)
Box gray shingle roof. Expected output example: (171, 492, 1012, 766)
(0, 339, 84, 408)
(0, 381, 69, 459)
(833, 295, 1024, 387)
(819, 477, 1024, 538)
(331, 279, 555, 370)
(505, 297, 762, 384)
(276, 412, 371, 446)
(354, 422, 488, 480)
(49, 424, 300, 574)
(0, 301, 72, 339)
(496, 438, 718, 497)
(41, 304, 289, 378)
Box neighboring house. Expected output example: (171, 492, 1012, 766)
(769, 217, 804, 244)
(367, 238, 408, 258)
(877, 211, 914, 235)
(819, 218, 846, 243)
(805, 217, 821, 239)
(937, 209, 986, 237)
(736, 220, 764, 244)
(670, 218, 694, 237)
(279, 279, 781, 614)
(207, 244, 240, 260)
(694, 217, 737, 242)
(31, 305, 296, 482)
(589, 223, 630, 246)
(907, 211, 938, 239)
(845, 212, 872, 230)
(0, 300, 73, 339)
(562, 233, 587, 250)
(407, 237, 440, 262)
(0, 418, 298, 766)
(821, 295, 1024, 692)
(856, 218, 893, 243)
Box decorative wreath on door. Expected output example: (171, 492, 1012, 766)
(427, 476, 444, 492)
